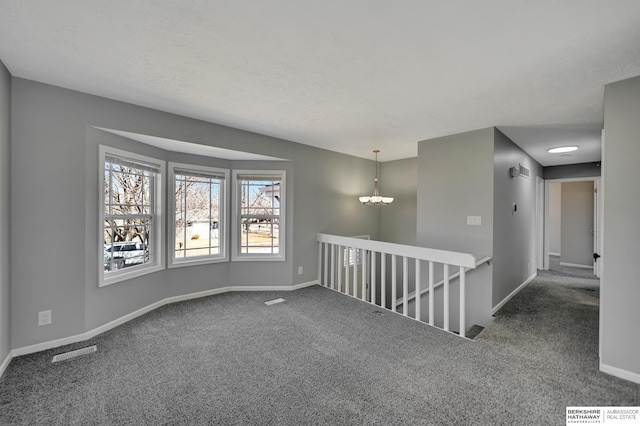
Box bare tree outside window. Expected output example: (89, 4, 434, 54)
(173, 170, 223, 260)
(103, 155, 159, 273)
(236, 173, 284, 256)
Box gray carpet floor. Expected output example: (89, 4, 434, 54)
(549, 255, 597, 280)
(1, 269, 638, 425)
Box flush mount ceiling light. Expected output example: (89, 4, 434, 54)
(547, 146, 579, 154)
(359, 150, 393, 206)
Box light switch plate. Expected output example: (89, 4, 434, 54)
(467, 216, 482, 226)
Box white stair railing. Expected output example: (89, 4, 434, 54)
(317, 233, 484, 338)
(394, 256, 493, 310)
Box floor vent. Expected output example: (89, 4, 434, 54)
(52, 345, 97, 363)
(264, 298, 285, 306)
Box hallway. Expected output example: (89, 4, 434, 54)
(475, 266, 638, 412)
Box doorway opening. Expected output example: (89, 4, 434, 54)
(543, 177, 601, 278)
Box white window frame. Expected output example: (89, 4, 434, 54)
(232, 170, 286, 261)
(99, 145, 165, 287)
(169, 162, 229, 268)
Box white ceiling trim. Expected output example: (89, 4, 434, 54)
(96, 128, 287, 161)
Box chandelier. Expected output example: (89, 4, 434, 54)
(359, 150, 393, 206)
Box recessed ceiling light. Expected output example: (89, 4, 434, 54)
(547, 146, 578, 154)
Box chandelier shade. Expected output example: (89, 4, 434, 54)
(359, 150, 393, 206)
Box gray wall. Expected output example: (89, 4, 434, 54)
(11, 78, 379, 349)
(602, 75, 640, 377)
(549, 182, 562, 255)
(416, 128, 494, 330)
(380, 158, 417, 245)
(417, 128, 494, 256)
(414, 127, 543, 327)
(0, 61, 10, 363)
(492, 129, 543, 307)
(378, 158, 417, 307)
(560, 181, 594, 267)
(543, 162, 600, 180)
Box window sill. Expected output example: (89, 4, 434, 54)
(168, 256, 228, 269)
(99, 263, 164, 287)
(231, 254, 285, 262)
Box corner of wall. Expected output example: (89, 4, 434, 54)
(0, 59, 13, 369)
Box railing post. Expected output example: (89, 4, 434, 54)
(443, 264, 450, 331)
(428, 261, 434, 326)
(415, 260, 421, 321)
(353, 248, 358, 297)
(324, 243, 329, 288)
(337, 245, 343, 293)
(391, 255, 397, 313)
(459, 266, 466, 338)
(330, 244, 335, 290)
(361, 249, 367, 301)
(371, 251, 377, 306)
(402, 256, 408, 316)
(318, 242, 322, 286)
(344, 248, 350, 295)
(381, 253, 386, 309)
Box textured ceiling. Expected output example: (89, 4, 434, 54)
(2, 1, 640, 164)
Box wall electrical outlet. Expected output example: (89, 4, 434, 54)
(467, 216, 482, 226)
(298, 266, 303, 275)
(38, 310, 52, 326)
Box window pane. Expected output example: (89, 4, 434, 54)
(173, 171, 223, 260)
(102, 150, 160, 279)
(235, 172, 283, 258)
(240, 216, 279, 254)
(104, 164, 152, 215)
(103, 218, 151, 271)
(240, 179, 280, 216)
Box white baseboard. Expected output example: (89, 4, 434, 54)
(11, 332, 91, 358)
(492, 272, 537, 315)
(6, 281, 319, 368)
(0, 351, 11, 378)
(229, 281, 318, 292)
(600, 362, 640, 385)
(292, 280, 319, 290)
(559, 262, 593, 270)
